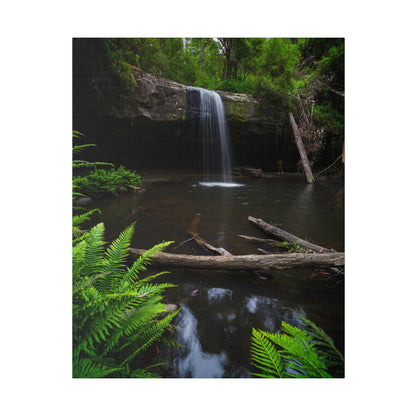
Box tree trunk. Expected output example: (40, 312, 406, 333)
(342, 140, 345, 164)
(200, 39, 205, 73)
(288, 112, 315, 183)
(129, 248, 344, 271)
(248, 216, 335, 253)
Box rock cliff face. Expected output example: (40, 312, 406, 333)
(219, 91, 266, 122)
(102, 67, 274, 127)
(128, 69, 187, 121)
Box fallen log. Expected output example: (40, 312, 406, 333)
(129, 248, 344, 271)
(248, 216, 335, 253)
(237, 234, 281, 249)
(187, 214, 232, 256)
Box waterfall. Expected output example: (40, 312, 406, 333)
(187, 86, 240, 186)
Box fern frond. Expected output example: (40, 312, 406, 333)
(72, 209, 101, 228)
(130, 368, 161, 378)
(82, 223, 106, 277)
(267, 324, 330, 378)
(120, 241, 173, 288)
(103, 299, 177, 356)
(133, 241, 174, 268)
(99, 223, 135, 285)
(72, 130, 85, 139)
(72, 240, 87, 277)
(120, 268, 170, 292)
(73, 143, 97, 154)
(297, 314, 344, 364)
(251, 328, 286, 378)
(73, 160, 114, 169)
(120, 310, 179, 366)
(73, 357, 120, 378)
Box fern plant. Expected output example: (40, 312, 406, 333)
(73, 221, 179, 378)
(251, 314, 344, 378)
(74, 166, 142, 199)
(72, 130, 114, 206)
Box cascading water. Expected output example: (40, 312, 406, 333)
(187, 86, 242, 187)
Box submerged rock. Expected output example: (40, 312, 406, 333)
(233, 166, 264, 178)
(76, 197, 93, 204)
(164, 303, 179, 313)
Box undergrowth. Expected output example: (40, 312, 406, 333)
(74, 166, 142, 199)
(251, 312, 344, 378)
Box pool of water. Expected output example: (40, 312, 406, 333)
(83, 173, 344, 377)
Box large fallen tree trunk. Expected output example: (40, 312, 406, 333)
(288, 112, 315, 183)
(129, 248, 344, 271)
(248, 216, 335, 253)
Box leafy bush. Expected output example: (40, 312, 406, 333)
(251, 314, 344, 378)
(73, 221, 179, 378)
(74, 166, 142, 199)
(216, 77, 257, 94)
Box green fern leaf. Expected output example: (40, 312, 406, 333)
(82, 223, 106, 277)
(251, 328, 286, 377)
(120, 310, 179, 366)
(267, 324, 330, 378)
(72, 130, 85, 139)
(72, 143, 97, 154)
(100, 223, 135, 284)
(72, 209, 101, 228)
(297, 314, 344, 364)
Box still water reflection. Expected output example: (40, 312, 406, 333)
(174, 305, 229, 378)
(85, 175, 344, 377)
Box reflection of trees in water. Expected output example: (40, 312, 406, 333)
(196, 187, 233, 249)
(243, 295, 308, 334)
(207, 287, 232, 304)
(173, 306, 228, 378)
(289, 183, 315, 231)
(284, 182, 344, 249)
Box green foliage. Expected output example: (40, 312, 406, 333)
(72, 131, 114, 204)
(74, 166, 142, 199)
(251, 314, 344, 378)
(73, 221, 179, 378)
(73, 131, 141, 200)
(279, 240, 306, 253)
(259, 38, 300, 93)
(216, 77, 257, 94)
(293, 38, 344, 166)
(72, 208, 101, 244)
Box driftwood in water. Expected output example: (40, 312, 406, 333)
(237, 234, 282, 249)
(129, 248, 344, 271)
(248, 216, 335, 253)
(288, 112, 315, 183)
(187, 214, 232, 256)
